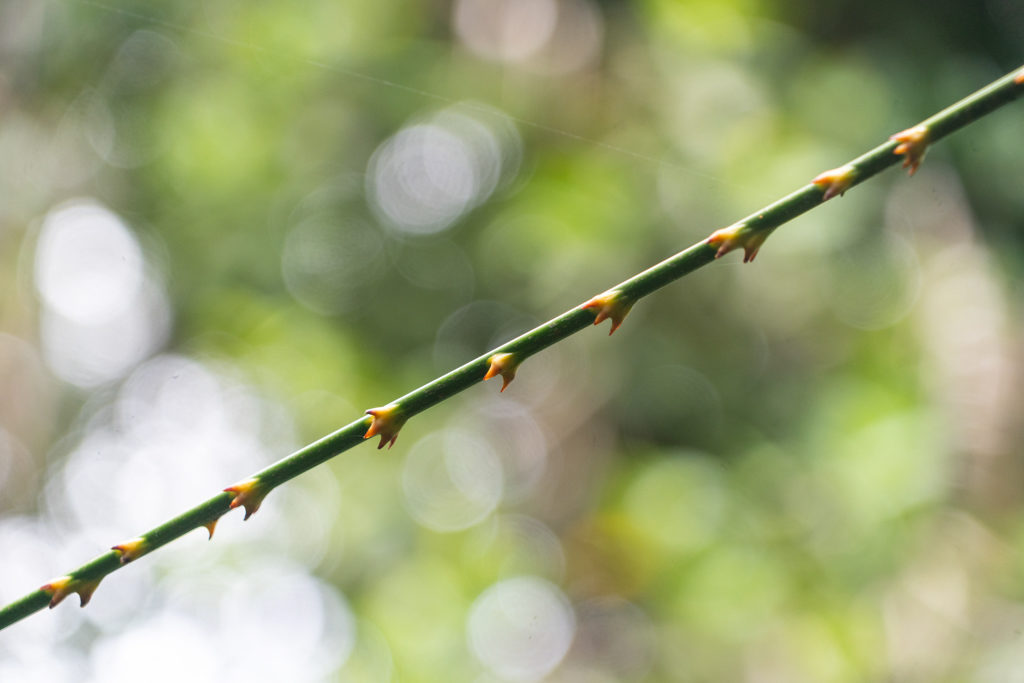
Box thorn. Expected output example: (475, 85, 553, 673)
(203, 518, 219, 540)
(1016, 68, 1024, 85)
(581, 290, 634, 335)
(111, 537, 148, 564)
(889, 124, 929, 175)
(364, 405, 407, 449)
(484, 353, 520, 391)
(41, 575, 102, 608)
(74, 579, 102, 607)
(41, 576, 72, 608)
(705, 223, 769, 263)
(224, 477, 269, 520)
(812, 164, 857, 200)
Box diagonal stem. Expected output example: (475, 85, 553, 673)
(2, 63, 1021, 632)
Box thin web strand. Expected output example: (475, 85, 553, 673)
(68, 0, 733, 187)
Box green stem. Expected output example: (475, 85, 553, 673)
(2, 64, 1021, 632)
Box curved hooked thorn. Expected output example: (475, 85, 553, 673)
(111, 537, 148, 564)
(224, 477, 269, 521)
(812, 164, 857, 201)
(364, 405, 407, 449)
(890, 124, 929, 176)
(41, 575, 103, 609)
(706, 223, 769, 263)
(581, 290, 634, 335)
(484, 353, 520, 392)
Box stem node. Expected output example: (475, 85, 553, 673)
(41, 575, 102, 609)
(111, 537, 148, 564)
(364, 405, 407, 449)
(890, 124, 930, 175)
(812, 164, 858, 200)
(706, 223, 770, 263)
(224, 478, 270, 520)
(484, 353, 521, 392)
(581, 290, 634, 335)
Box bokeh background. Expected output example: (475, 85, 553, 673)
(1, 0, 1024, 680)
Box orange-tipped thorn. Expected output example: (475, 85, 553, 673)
(364, 405, 407, 449)
(1015, 68, 1024, 85)
(203, 518, 219, 540)
(890, 124, 929, 175)
(111, 537, 148, 564)
(581, 290, 634, 335)
(484, 353, 520, 392)
(224, 477, 269, 520)
(812, 164, 857, 201)
(41, 575, 102, 609)
(706, 223, 768, 263)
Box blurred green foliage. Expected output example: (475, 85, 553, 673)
(1, 0, 1023, 680)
